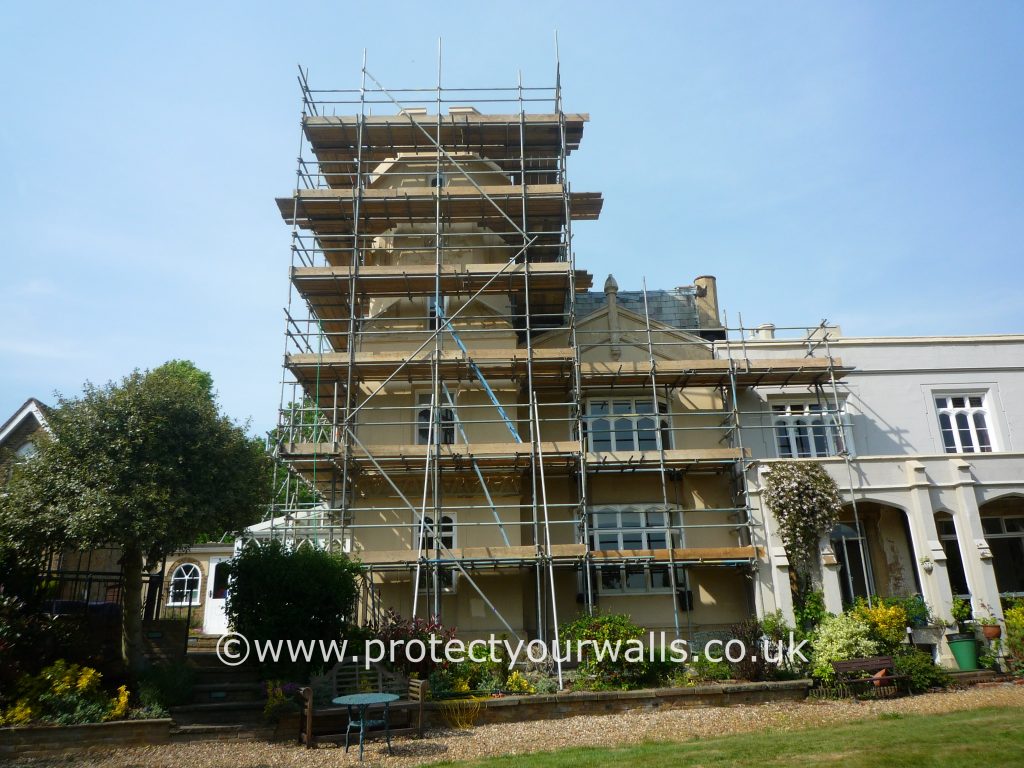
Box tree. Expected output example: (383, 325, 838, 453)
(224, 540, 361, 679)
(0, 360, 272, 677)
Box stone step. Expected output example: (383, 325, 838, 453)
(949, 669, 1007, 686)
(169, 723, 274, 742)
(170, 700, 266, 727)
(191, 682, 266, 705)
(186, 634, 225, 651)
(185, 651, 259, 670)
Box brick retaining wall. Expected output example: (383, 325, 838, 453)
(274, 679, 811, 739)
(434, 679, 811, 726)
(0, 719, 172, 760)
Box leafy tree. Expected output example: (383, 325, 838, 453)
(224, 539, 361, 679)
(0, 360, 271, 677)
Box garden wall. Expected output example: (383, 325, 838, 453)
(449, 679, 812, 726)
(274, 679, 811, 739)
(0, 718, 172, 760)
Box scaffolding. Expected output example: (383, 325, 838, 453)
(257, 50, 853, 657)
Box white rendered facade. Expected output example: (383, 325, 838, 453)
(739, 333, 1024, 663)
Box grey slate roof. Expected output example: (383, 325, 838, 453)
(575, 287, 701, 331)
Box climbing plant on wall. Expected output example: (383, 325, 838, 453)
(762, 462, 843, 614)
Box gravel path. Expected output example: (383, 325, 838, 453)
(14, 685, 1024, 768)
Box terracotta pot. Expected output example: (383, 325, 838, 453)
(982, 624, 1002, 640)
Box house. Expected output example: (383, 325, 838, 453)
(0, 398, 123, 591)
(740, 331, 1023, 661)
(255, 76, 846, 650)
(247, 70, 1021, 667)
(1, 398, 234, 635)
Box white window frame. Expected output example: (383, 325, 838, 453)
(584, 397, 671, 453)
(14, 442, 37, 459)
(167, 562, 202, 607)
(415, 391, 456, 446)
(589, 506, 683, 594)
(770, 399, 848, 459)
(933, 392, 994, 454)
(416, 513, 457, 594)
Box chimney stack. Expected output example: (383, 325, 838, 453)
(693, 275, 721, 329)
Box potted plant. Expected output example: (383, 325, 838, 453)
(901, 596, 944, 648)
(977, 616, 1002, 640)
(946, 597, 978, 671)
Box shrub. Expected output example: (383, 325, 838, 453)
(225, 539, 361, 679)
(728, 611, 806, 681)
(951, 597, 973, 630)
(811, 612, 878, 682)
(1004, 604, 1024, 676)
(853, 600, 908, 652)
(728, 618, 770, 682)
(0, 660, 129, 725)
(263, 680, 301, 720)
(794, 589, 828, 632)
(892, 648, 951, 693)
(428, 662, 474, 698)
(0, 593, 67, 699)
(688, 653, 732, 683)
(503, 670, 536, 695)
(138, 662, 195, 709)
(370, 609, 457, 679)
(560, 613, 651, 690)
(882, 595, 931, 629)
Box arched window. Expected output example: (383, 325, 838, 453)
(167, 563, 202, 606)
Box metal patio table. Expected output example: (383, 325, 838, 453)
(332, 692, 400, 760)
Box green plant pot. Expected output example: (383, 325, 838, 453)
(947, 636, 978, 671)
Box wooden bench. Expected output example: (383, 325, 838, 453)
(831, 655, 910, 698)
(298, 678, 428, 748)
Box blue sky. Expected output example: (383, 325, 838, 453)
(2, 2, 1022, 434)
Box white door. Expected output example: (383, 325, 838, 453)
(203, 557, 230, 635)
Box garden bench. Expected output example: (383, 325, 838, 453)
(297, 676, 428, 748)
(831, 655, 910, 698)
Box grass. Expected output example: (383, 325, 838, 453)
(433, 706, 1024, 768)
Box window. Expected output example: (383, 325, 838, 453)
(428, 172, 446, 188)
(830, 521, 874, 606)
(417, 514, 456, 593)
(935, 394, 993, 453)
(980, 515, 1024, 595)
(416, 393, 455, 445)
(585, 398, 671, 452)
(167, 563, 201, 606)
(590, 507, 683, 593)
(14, 442, 37, 459)
(418, 514, 455, 551)
(936, 516, 970, 597)
(772, 402, 845, 458)
(426, 296, 448, 331)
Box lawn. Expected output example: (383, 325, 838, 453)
(433, 706, 1024, 768)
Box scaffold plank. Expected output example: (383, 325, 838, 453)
(277, 185, 603, 233)
(579, 357, 849, 387)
